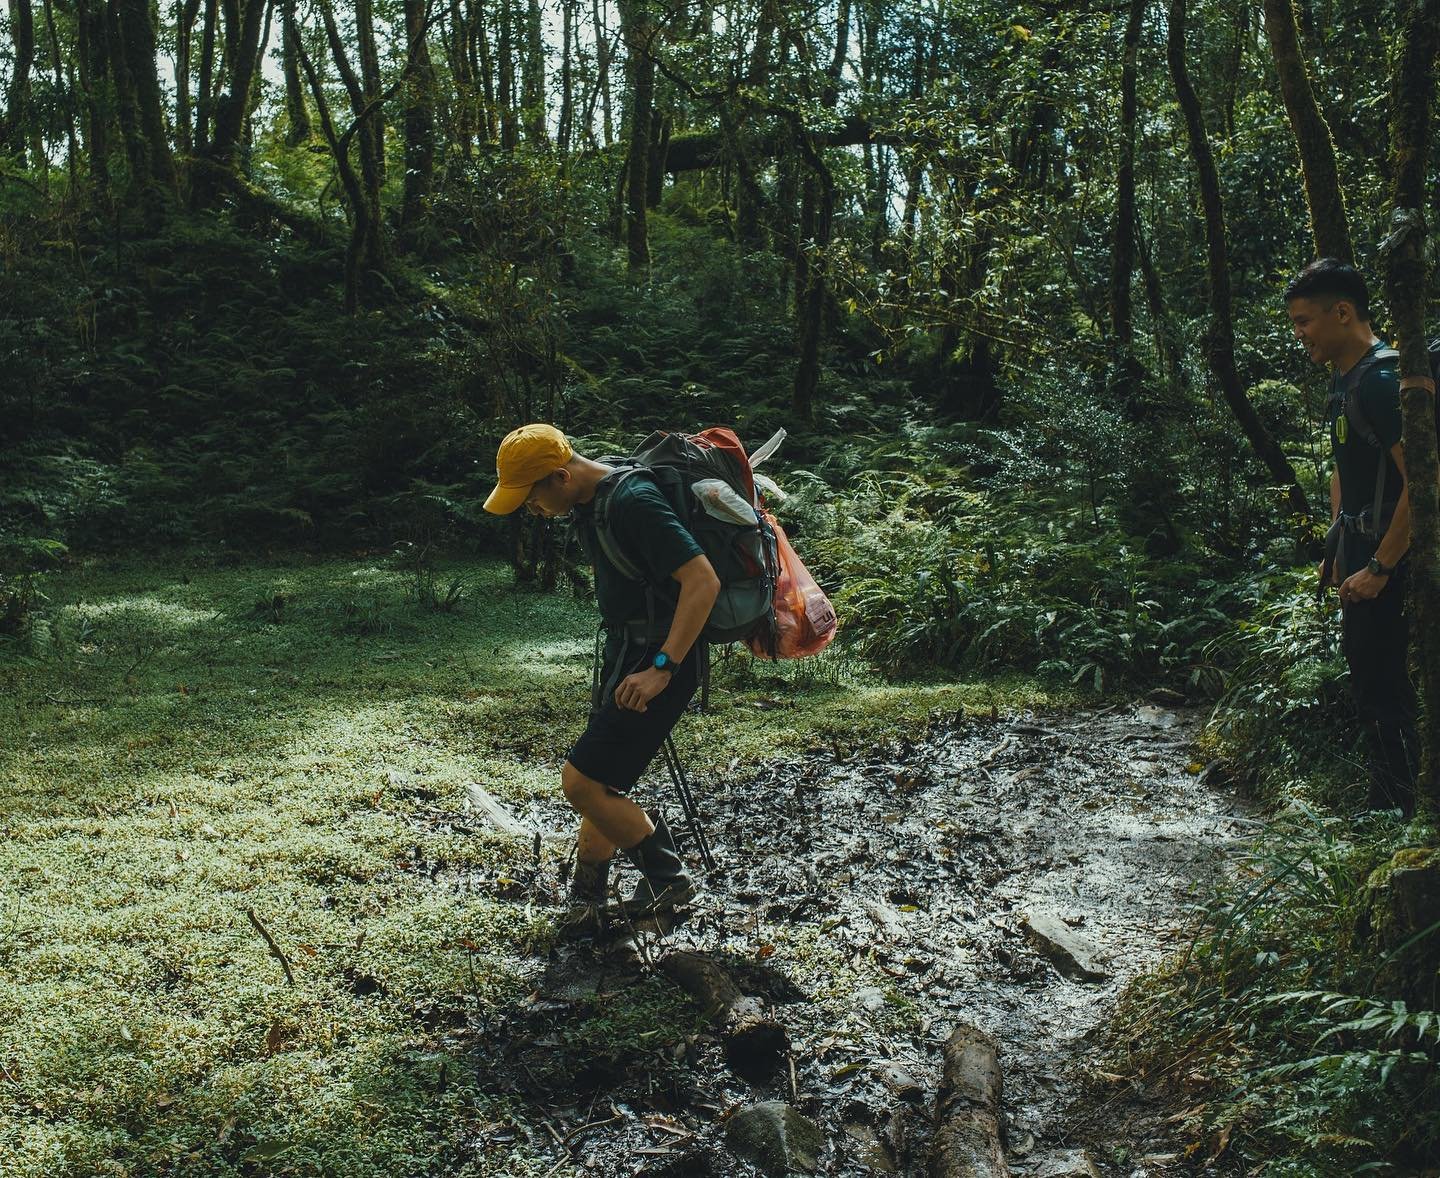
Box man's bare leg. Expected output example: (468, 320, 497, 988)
(562, 761, 654, 852)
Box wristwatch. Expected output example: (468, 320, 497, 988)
(1367, 556, 1394, 577)
(652, 651, 675, 673)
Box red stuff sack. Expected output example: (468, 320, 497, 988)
(746, 509, 837, 659)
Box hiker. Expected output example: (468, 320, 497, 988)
(483, 423, 718, 932)
(1285, 259, 1418, 816)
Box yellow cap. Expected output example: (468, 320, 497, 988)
(484, 424, 574, 514)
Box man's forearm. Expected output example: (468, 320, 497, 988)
(660, 576, 720, 664)
(1330, 468, 1341, 523)
(1376, 490, 1411, 568)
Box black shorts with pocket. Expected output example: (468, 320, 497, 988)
(567, 640, 699, 794)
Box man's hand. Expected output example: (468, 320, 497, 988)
(614, 667, 672, 712)
(1339, 568, 1388, 605)
(1317, 560, 1339, 590)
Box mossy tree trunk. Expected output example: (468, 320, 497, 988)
(1109, 0, 1144, 381)
(618, 0, 654, 276)
(280, 0, 311, 146)
(74, 0, 111, 202)
(175, 0, 202, 153)
(497, 0, 518, 149)
(401, 0, 437, 243)
(355, 0, 385, 180)
(107, 0, 177, 221)
(1263, 0, 1354, 265)
(1384, 0, 1440, 817)
(522, 0, 547, 147)
(208, 0, 266, 168)
(1168, 0, 1311, 522)
(194, 0, 217, 150)
(3, 0, 37, 163)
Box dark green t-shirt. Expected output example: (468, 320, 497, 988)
(574, 471, 705, 629)
(1328, 340, 1403, 563)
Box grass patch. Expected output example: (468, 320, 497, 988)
(0, 554, 1059, 1176)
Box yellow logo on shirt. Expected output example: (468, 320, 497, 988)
(1335, 414, 1348, 444)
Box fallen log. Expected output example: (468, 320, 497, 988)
(659, 951, 789, 1083)
(930, 1024, 1009, 1178)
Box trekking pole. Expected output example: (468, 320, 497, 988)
(661, 734, 717, 871)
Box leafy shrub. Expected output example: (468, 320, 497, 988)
(1201, 568, 1355, 807)
(1113, 813, 1440, 1171)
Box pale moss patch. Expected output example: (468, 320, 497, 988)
(0, 554, 1056, 1175)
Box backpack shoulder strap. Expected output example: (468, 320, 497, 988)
(1341, 346, 1398, 451)
(591, 466, 649, 583)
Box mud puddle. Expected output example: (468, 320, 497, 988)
(452, 702, 1251, 1176)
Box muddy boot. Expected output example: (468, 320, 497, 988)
(555, 857, 611, 941)
(621, 814, 695, 916)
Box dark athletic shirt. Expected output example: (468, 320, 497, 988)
(574, 471, 704, 630)
(1328, 340, 1404, 566)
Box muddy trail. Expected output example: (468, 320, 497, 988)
(454, 703, 1251, 1177)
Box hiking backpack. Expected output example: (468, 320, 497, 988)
(1335, 341, 1440, 533)
(593, 427, 837, 657)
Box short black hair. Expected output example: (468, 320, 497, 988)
(1284, 257, 1371, 321)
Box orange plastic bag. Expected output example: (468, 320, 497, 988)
(747, 511, 837, 659)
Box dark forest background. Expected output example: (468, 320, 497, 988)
(2, 0, 1440, 1171)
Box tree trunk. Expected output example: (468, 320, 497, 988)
(1168, 0, 1311, 521)
(1383, 0, 1440, 816)
(497, 0, 517, 148)
(206, 0, 265, 171)
(281, 0, 311, 145)
(401, 0, 437, 241)
(194, 0, 217, 149)
(593, 0, 612, 146)
(3, 0, 36, 162)
(470, 0, 498, 144)
(522, 0, 547, 146)
(930, 1025, 1009, 1178)
(557, 0, 574, 154)
(659, 952, 789, 1083)
(42, 0, 78, 186)
(618, 0, 653, 275)
(241, 0, 275, 153)
(295, 4, 375, 313)
(734, 0, 775, 246)
(1110, 0, 1144, 368)
(75, 0, 110, 200)
(176, 0, 202, 153)
(107, 0, 176, 220)
(355, 0, 385, 180)
(1263, 0, 1354, 264)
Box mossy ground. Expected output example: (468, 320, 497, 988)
(0, 555, 1066, 1176)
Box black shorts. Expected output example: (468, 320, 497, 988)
(567, 643, 699, 794)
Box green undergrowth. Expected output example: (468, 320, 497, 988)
(0, 554, 1056, 1177)
(1111, 810, 1439, 1173)
(1110, 562, 1440, 1173)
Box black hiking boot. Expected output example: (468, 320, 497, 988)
(620, 813, 695, 917)
(554, 857, 612, 941)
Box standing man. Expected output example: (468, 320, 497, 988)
(484, 424, 720, 931)
(1286, 259, 1418, 815)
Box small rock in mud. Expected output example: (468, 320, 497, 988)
(1029, 1148, 1102, 1177)
(1022, 913, 1110, 982)
(874, 1060, 925, 1103)
(726, 1101, 824, 1175)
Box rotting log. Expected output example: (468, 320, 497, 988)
(930, 1024, 1009, 1178)
(659, 951, 789, 1083)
